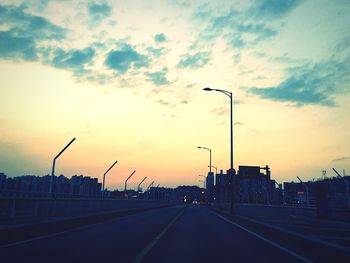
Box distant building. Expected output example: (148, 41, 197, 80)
(284, 176, 350, 208)
(215, 170, 231, 203)
(206, 172, 215, 202)
(213, 165, 280, 205)
(235, 165, 273, 204)
(0, 173, 101, 197)
(0, 172, 6, 189)
(173, 186, 203, 203)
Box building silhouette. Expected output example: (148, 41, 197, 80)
(0, 173, 101, 197)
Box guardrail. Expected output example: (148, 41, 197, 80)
(0, 197, 170, 220)
(0, 189, 102, 199)
(212, 202, 350, 221)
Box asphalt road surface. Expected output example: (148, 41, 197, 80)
(1, 205, 348, 263)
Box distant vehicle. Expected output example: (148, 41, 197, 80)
(192, 200, 198, 205)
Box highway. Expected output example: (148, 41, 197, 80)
(1, 205, 349, 263)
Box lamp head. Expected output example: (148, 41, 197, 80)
(203, 87, 213, 91)
(197, 146, 202, 149)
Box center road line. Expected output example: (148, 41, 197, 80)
(209, 209, 314, 263)
(131, 206, 187, 263)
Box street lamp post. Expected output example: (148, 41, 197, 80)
(50, 137, 76, 195)
(147, 181, 155, 191)
(124, 170, 136, 191)
(197, 146, 212, 173)
(203, 87, 234, 169)
(209, 165, 218, 174)
(203, 87, 235, 215)
(332, 168, 350, 209)
(102, 160, 118, 198)
(146, 181, 154, 200)
(138, 176, 147, 192)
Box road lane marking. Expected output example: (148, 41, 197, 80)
(0, 205, 180, 250)
(210, 210, 314, 263)
(131, 206, 186, 263)
(237, 214, 350, 254)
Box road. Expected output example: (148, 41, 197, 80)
(1, 205, 348, 263)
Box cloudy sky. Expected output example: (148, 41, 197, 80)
(0, 0, 349, 189)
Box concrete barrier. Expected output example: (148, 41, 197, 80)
(0, 203, 177, 245)
(235, 203, 316, 221)
(0, 197, 171, 220)
(211, 202, 350, 221)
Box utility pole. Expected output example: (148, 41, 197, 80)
(147, 181, 154, 191)
(102, 160, 118, 198)
(333, 168, 350, 209)
(50, 137, 76, 195)
(124, 170, 136, 191)
(138, 177, 147, 192)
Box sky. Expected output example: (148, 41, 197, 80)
(0, 0, 349, 190)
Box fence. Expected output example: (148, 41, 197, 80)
(0, 197, 170, 219)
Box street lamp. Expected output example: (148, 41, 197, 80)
(50, 137, 76, 194)
(204, 87, 235, 215)
(333, 168, 349, 209)
(138, 176, 147, 192)
(147, 181, 155, 191)
(208, 165, 218, 174)
(197, 146, 212, 173)
(203, 87, 234, 170)
(102, 160, 118, 198)
(124, 170, 136, 191)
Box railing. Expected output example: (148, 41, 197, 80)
(0, 189, 102, 199)
(211, 202, 350, 221)
(0, 196, 168, 220)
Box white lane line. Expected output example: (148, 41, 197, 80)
(131, 207, 186, 263)
(237, 214, 350, 254)
(210, 210, 314, 263)
(0, 206, 178, 250)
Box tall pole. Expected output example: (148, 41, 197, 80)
(147, 181, 154, 191)
(203, 87, 235, 214)
(333, 168, 350, 209)
(230, 94, 233, 170)
(102, 160, 118, 197)
(124, 170, 136, 191)
(209, 165, 218, 174)
(197, 146, 212, 173)
(138, 176, 147, 192)
(50, 137, 76, 194)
